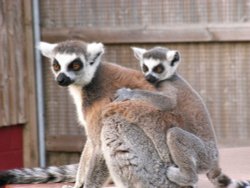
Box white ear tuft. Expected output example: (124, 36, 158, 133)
(38, 42, 57, 58)
(87, 42, 105, 57)
(166, 50, 178, 62)
(131, 47, 147, 61)
(167, 50, 181, 67)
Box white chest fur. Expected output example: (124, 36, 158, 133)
(68, 85, 87, 128)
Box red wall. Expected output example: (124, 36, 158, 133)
(0, 125, 23, 170)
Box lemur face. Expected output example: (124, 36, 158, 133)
(51, 53, 85, 86)
(39, 41, 104, 87)
(132, 47, 180, 84)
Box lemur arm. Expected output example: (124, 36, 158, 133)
(63, 139, 109, 188)
(115, 88, 177, 111)
(83, 146, 109, 188)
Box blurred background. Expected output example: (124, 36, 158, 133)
(1, 0, 250, 169)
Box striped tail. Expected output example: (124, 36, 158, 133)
(207, 167, 250, 188)
(228, 180, 250, 188)
(0, 164, 78, 185)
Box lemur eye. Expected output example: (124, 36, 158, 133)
(72, 62, 81, 70)
(142, 64, 149, 72)
(52, 59, 61, 72)
(153, 64, 164, 74)
(69, 58, 83, 71)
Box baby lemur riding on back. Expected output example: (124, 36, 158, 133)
(114, 46, 248, 187)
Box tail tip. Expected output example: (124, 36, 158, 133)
(0, 171, 14, 185)
(228, 179, 250, 188)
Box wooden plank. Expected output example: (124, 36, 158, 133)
(15, 0, 26, 124)
(46, 135, 86, 152)
(47, 152, 80, 166)
(41, 24, 250, 43)
(0, 0, 9, 126)
(0, 0, 27, 127)
(7, 1, 18, 125)
(22, 0, 39, 167)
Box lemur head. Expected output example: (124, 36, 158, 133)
(39, 40, 104, 87)
(132, 46, 180, 84)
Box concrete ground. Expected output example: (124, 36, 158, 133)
(198, 147, 250, 188)
(3, 147, 250, 188)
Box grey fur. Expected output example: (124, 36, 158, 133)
(143, 47, 169, 61)
(54, 40, 87, 56)
(101, 114, 178, 188)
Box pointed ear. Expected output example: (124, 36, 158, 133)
(131, 47, 146, 61)
(87, 42, 104, 60)
(167, 50, 181, 66)
(38, 42, 57, 58)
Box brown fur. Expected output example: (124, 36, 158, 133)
(82, 62, 156, 141)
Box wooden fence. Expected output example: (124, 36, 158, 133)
(0, 0, 39, 167)
(39, 0, 250, 165)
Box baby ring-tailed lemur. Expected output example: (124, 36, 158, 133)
(112, 46, 250, 188)
(0, 41, 249, 188)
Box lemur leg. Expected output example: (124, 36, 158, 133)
(62, 139, 93, 188)
(62, 139, 109, 188)
(166, 127, 215, 187)
(101, 115, 180, 188)
(83, 147, 109, 188)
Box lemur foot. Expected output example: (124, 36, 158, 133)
(114, 88, 133, 102)
(61, 185, 83, 188)
(167, 166, 198, 187)
(61, 186, 74, 188)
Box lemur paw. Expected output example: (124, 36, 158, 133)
(167, 166, 197, 187)
(61, 184, 83, 188)
(167, 166, 181, 180)
(114, 88, 133, 102)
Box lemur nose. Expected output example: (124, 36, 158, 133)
(56, 73, 73, 86)
(145, 74, 158, 83)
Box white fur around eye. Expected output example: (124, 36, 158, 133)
(53, 53, 78, 74)
(52, 53, 87, 83)
(55, 53, 78, 67)
(143, 58, 161, 71)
